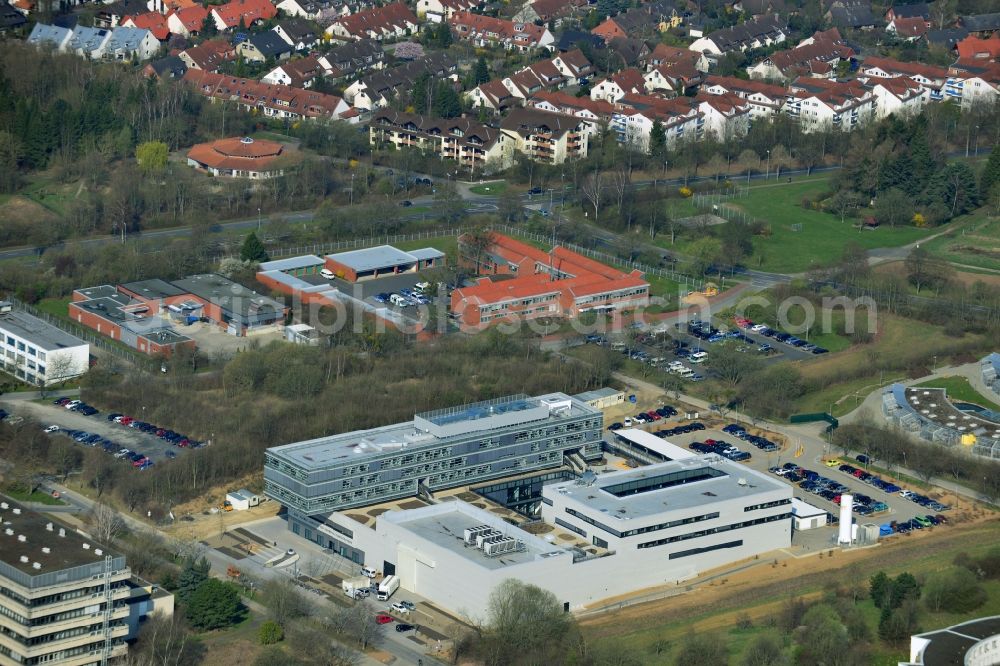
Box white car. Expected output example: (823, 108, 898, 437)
(43, 425, 59, 433)
(623, 418, 633, 427)
(414, 282, 430, 292)
(320, 268, 336, 280)
(390, 602, 411, 614)
(65, 400, 82, 409)
(751, 324, 768, 332)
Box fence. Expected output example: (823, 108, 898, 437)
(266, 228, 468, 259)
(789, 412, 839, 433)
(692, 187, 759, 227)
(6, 296, 152, 370)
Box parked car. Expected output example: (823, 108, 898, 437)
(375, 614, 394, 625)
(395, 623, 415, 632)
(43, 425, 60, 433)
(390, 602, 411, 614)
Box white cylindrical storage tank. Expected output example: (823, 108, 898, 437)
(837, 494, 853, 544)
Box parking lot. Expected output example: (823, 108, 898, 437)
(3, 399, 197, 466)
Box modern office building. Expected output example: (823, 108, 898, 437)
(902, 616, 1000, 666)
(0, 500, 132, 666)
(331, 455, 792, 619)
(0, 302, 89, 386)
(264, 392, 604, 557)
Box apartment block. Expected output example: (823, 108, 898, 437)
(0, 302, 88, 387)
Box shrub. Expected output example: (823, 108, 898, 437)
(679, 186, 693, 198)
(259, 620, 285, 645)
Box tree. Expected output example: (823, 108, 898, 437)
(890, 572, 920, 609)
(177, 556, 211, 603)
(925, 162, 980, 217)
(793, 604, 847, 665)
(922, 567, 987, 613)
(830, 190, 862, 224)
(649, 119, 666, 157)
(706, 345, 762, 387)
(878, 598, 920, 644)
(240, 232, 269, 263)
(261, 577, 309, 626)
(980, 144, 1000, 199)
(88, 502, 127, 544)
(258, 620, 285, 645)
(432, 81, 461, 118)
(434, 21, 452, 47)
(740, 632, 788, 666)
(905, 246, 953, 293)
(581, 171, 604, 224)
(498, 188, 523, 223)
(128, 612, 202, 666)
(673, 632, 729, 666)
(135, 141, 168, 174)
(434, 182, 464, 223)
(873, 188, 913, 228)
(481, 580, 575, 666)
(185, 578, 244, 631)
(474, 56, 490, 84)
(870, 571, 891, 609)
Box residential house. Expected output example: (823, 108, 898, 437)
(369, 110, 513, 172)
(926, 28, 968, 51)
(556, 28, 603, 52)
(66, 26, 112, 57)
(184, 69, 355, 120)
(945, 59, 1000, 108)
(316, 38, 384, 78)
(343, 53, 455, 108)
(884, 3, 928, 23)
(870, 76, 927, 118)
(960, 13, 1000, 36)
(502, 68, 547, 100)
(0, 1, 25, 32)
(166, 5, 208, 36)
(646, 42, 699, 70)
(500, 107, 590, 163)
(826, 0, 877, 29)
(326, 2, 418, 40)
(122, 12, 170, 41)
(886, 16, 927, 41)
(262, 54, 324, 86)
(466, 78, 519, 112)
(144, 54, 188, 78)
(210, 0, 277, 31)
(956, 34, 1000, 61)
(26, 23, 73, 50)
(858, 55, 948, 101)
(611, 94, 702, 150)
(178, 38, 235, 70)
(416, 0, 475, 23)
(590, 67, 646, 102)
(747, 29, 853, 81)
(448, 12, 554, 51)
(697, 91, 751, 139)
(735, 0, 784, 17)
(103, 26, 159, 60)
(273, 19, 318, 50)
(528, 90, 614, 126)
(591, 2, 680, 41)
(607, 36, 651, 68)
(551, 48, 595, 84)
(237, 31, 293, 63)
(276, 0, 342, 20)
(95, 0, 146, 29)
(688, 14, 787, 54)
(703, 74, 786, 119)
(784, 77, 875, 132)
(644, 59, 702, 94)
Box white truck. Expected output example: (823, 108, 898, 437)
(376, 575, 399, 601)
(342, 576, 371, 599)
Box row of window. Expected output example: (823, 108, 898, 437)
(637, 512, 790, 550)
(2, 335, 47, 361)
(564, 507, 722, 540)
(744, 499, 791, 512)
(669, 539, 743, 561)
(555, 517, 587, 537)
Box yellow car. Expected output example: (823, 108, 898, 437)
(824, 459, 840, 467)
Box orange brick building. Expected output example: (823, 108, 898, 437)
(451, 233, 649, 328)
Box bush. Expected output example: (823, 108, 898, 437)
(186, 579, 244, 631)
(259, 620, 284, 645)
(922, 567, 987, 613)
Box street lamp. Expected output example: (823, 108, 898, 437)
(765, 149, 771, 182)
(350, 172, 355, 206)
(257, 207, 262, 231)
(975, 125, 981, 156)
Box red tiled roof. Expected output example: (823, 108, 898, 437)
(890, 16, 928, 38)
(332, 2, 416, 38)
(705, 74, 786, 98)
(183, 69, 350, 119)
(861, 55, 949, 81)
(172, 5, 209, 32)
(123, 12, 170, 40)
(765, 35, 853, 75)
(873, 76, 924, 99)
(448, 11, 549, 47)
(212, 0, 277, 30)
(956, 33, 1000, 60)
(187, 136, 291, 172)
(696, 90, 750, 114)
(529, 90, 615, 117)
(180, 39, 235, 69)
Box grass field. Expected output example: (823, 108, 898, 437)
(920, 213, 1000, 272)
(35, 297, 72, 320)
(469, 181, 507, 195)
(913, 375, 1000, 411)
(2, 487, 66, 505)
(725, 178, 936, 273)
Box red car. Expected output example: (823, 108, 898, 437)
(647, 411, 661, 421)
(853, 469, 865, 478)
(120, 416, 134, 425)
(704, 438, 717, 445)
(131, 457, 149, 468)
(375, 614, 393, 625)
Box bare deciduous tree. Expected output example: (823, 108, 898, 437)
(581, 171, 604, 225)
(89, 501, 127, 544)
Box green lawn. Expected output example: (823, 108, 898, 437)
(920, 213, 1000, 272)
(727, 179, 936, 273)
(2, 487, 66, 505)
(913, 375, 1000, 411)
(35, 297, 72, 320)
(469, 181, 507, 195)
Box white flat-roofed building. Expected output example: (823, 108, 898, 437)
(610, 428, 696, 464)
(791, 497, 827, 530)
(573, 387, 625, 410)
(0, 302, 89, 386)
(340, 456, 792, 620)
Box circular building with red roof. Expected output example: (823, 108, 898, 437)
(186, 136, 298, 179)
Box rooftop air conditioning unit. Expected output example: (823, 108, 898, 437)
(82, 543, 90, 550)
(17, 535, 26, 542)
(476, 530, 502, 549)
(32, 562, 41, 570)
(41, 547, 50, 554)
(463, 525, 492, 545)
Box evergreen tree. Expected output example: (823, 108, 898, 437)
(870, 571, 891, 609)
(432, 81, 461, 118)
(890, 572, 920, 609)
(200, 14, 217, 36)
(411, 72, 431, 114)
(925, 162, 981, 218)
(240, 231, 270, 262)
(177, 556, 211, 603)
(474, 56, 490, 85)
(649, 119, 666, 156)
(186, 579, 243, 630)
(436, 22, 452, 48)
(980, 145, 1000, 198)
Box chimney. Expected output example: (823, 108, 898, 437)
(41, 547, 50, 554)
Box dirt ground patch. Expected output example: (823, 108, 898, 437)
(0, 195, 59, 227)
(875, 260, 1000, 288)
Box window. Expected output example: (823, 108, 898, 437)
(554, 517, 586, 538)
(638, 512, 789, 550)
(592, 535, 608, 548)
(669, 539, 743, 560)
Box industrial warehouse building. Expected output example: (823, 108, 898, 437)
(451, 233, 650, 328)
(71, 274, 287, 353)
(264, 393, 603, 560)
(0, 301, 89, 386)
(306, 456, 792, 619)
(0, 500, 173, 665)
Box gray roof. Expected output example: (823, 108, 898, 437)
(890, 2, 928, 18)
(326, 245, 421, 273)
(120, 278, 187, 300)
(106, 25, 151, 51)
(249, 30, 292, 57)
(67, 26, 110, 53)
(170, 273, 284, 319)
(926, 27, 968, 46)
(27, 23, 72, 47)
(0, 310, 87, 351)
(574, 387, 623, 402)
(0, 1, 26, 30)
(259, 255, 325, 272)
(960, 12, 1000, 32)
(829, 3, 876, 27)
(408, 248, 445, 261)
